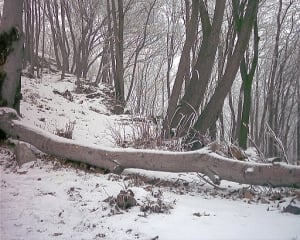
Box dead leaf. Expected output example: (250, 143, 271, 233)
(244, 190, 254, 200)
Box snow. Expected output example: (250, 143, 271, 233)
(1, 73, 300, 239)
(245, 167, 254, 173)
(1, 151, 299, 240)
(21, 74, 117, 147)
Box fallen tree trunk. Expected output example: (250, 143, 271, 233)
(0, 107, 300, 187)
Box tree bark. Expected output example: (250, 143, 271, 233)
(1, 107, 299, 187)
(169, 0, 225, 137)
(0, 0, 23, 112)
(237, 15, 259, 149)
(193, 0, 258, 135)
(111, 0, 125, 114)
(163, 0, 199, 136)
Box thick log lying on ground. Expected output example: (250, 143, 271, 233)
(0, 107, 300, 187)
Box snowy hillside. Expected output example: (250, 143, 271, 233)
(20, 73, 122, 147)
(0, 74, 300, 240)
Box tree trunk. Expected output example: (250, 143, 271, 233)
(238, 17, 259, 149)
(63, 1, 77, 74)
(193, 0, 258, 135)
(46, 1, 61, 69)
(1, 107, 300, 187)
(169, 0, 225, 137)
(107, 0, 117, 91)
(125, 0, 156, 103)
(163, 0, 199, 136)
(297, 83, 300, 164)
(23, 0, 32, 70)
(0, 0, 23, 112)
(95, 36, 110, 86)
(111, 0, 125, 114)
(266, 0, 283, 157)
(34, 0, 42, 78)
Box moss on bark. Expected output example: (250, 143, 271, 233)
(0, 27, 20, 139)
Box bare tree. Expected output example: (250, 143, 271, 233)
(5, 0, 298, 163)
(168, 0, 226, 137)
(252, 0, 299, 161)
(110, 0, 125, 113)
(235, 3, 259, 149)
(193, 0, 258, 136)
(125, 0, 157, 103)
(163, 0, 199, 137)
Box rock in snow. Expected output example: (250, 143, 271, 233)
(15, 141, 36, 166)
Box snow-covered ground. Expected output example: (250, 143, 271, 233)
(1, 73, 300, 239)
(20, 74, 121, 147)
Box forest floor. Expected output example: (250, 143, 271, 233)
(0, 73, 300, 240)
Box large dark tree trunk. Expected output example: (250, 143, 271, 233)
(169, 0, 226, 137)
(193, 0, 258, 135)
(0, 0, 24, 112)
(237, 14, 259, 149)
(163, 0, 199, 137)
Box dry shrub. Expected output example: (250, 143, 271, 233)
(108, 117, 187, 151)
(55, 121, 75, 139)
